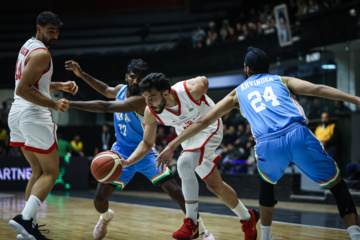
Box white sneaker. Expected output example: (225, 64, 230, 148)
(200, 230, 215, 240)
(93, 209, 115, 240)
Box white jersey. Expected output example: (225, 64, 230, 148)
(12, 37, 53, 110)
(150, 80, 223, 151)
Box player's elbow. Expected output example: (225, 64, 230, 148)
(15, 85, 27, 98)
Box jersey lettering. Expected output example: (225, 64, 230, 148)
(15, 60, 22, 81)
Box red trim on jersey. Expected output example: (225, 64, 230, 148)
(198, 147, 205, 165)
(149, 108, 165, 125)
(24, 47, 50, 90)
(182, 119, 220, 152)
(183, 81, 209, 107)
(202, 155, 222, 180)
(24, 141, 57, 154)
(165, 89, 181, 116)
(9, 142, 25, 147)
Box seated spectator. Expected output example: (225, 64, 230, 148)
(70, 133, 85, 156)
(335, 100, 352, 115)
(206, 21, 219, 46)
(346, 162, 360, 189)
(58, 135, 80, 158)
(0, 122, 9, 156)
(165, 127, 177, 143)
(156, 126, 167, 146)
(191, 25, 206, 48)
(314, 112, 338, 159)
(220, 143, 248, 174)
(222, 125, 238, 146)
(219, 19, 234, 42)
(94, 123, 115, 156)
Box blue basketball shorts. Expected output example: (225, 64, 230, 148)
(255, 125, 340, 187)
(109, 143, 172, 190)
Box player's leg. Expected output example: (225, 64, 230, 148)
(292, 126, 360, 240)
(9, 147, 59, 240)
(21, 148, 42, 226)
(161, 178, 186, 213)
(93, 183, 117, 240)
(254, 136, 291, 240)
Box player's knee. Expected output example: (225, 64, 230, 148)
(177, 156, 197, 179)
(259, 176, 277, 207)
(329, 178, 357, 218)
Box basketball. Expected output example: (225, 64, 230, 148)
(91, 150, 123, 183)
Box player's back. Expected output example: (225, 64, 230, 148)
(13, 37, 52, 110)
(236, 74, 308, 139)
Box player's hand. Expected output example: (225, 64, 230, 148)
(120, 158, 130, 168)
(356, 97, 360, 108)
(65, 60, 83, 78)
(53, 98, 69, 113)
(156, 145, 175, 172)
(62, 81, 79, 96)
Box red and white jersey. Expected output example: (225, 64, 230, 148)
(150, 81, 223, 151)
(13, 37, 52, 110)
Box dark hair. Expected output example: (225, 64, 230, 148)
(37, 11, 63, 27)
(139, 73, 171, 94)
(127, 59, 150, 75)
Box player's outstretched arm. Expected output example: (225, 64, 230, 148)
(283, 76, 360, 107)
(122, 107, 157, 167)
(69, 96, 146, 114)
(65, 60, 123, 99)
(156, 90, 237, 170)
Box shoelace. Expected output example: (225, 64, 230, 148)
(36, 224, 50, 234)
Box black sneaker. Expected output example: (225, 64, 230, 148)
(33, 224, 52, 240)
(17, 224, 52, 240)
(9, 214, 36, 240)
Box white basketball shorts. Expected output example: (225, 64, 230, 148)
(8, 106, 57, 154)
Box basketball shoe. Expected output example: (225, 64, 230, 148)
(93, 209, 115, 240)
(17, 224, 52, 240)
(172, 218, 199, 240)
(240, 209, 259, 240)
(9, 214, 37, 240)
(200, 230, 215, 240)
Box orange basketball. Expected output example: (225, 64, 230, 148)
(91, 150, 123, 184)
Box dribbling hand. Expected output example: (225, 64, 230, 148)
(156, 145, 175, 172)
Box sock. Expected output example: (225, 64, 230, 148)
(25, 201, 37, 226)
(347, 225, 360, 240)
(231, 200, 250, 220)
(185, 203, 198, 224)
(197, 216, 207, 234)
(260, 224, 271, 240)
(21, 195, 41, 221)
(101, 210, 111, 222)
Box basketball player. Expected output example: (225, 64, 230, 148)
(120, 73, 259, 240)
(65, 59, 215, 240)
(8, 11, 78, 240)
(156, 47, 360, 240)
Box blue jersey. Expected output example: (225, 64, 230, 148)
(113, 86, 146, 157)
(235, 74, 308, 139)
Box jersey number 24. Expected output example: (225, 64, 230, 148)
(248, 86, 280, 113)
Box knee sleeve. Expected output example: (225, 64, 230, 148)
(330, 178, 358, 218)
(177, 151, 200, 201)
(259, 176, 277, 207)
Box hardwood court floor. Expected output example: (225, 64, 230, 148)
(0, 191, 357, 240)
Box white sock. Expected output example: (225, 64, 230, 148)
(101, 210, 111, 222)
(231, 200, 250, 220)
(21, 195, 41, 221)
(185, 203, 198, 224)
(347, 225, 360, 240)
(25, 201, 37, 226)
(260, 224, 271, 240)
(198, 216, 207, 234)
